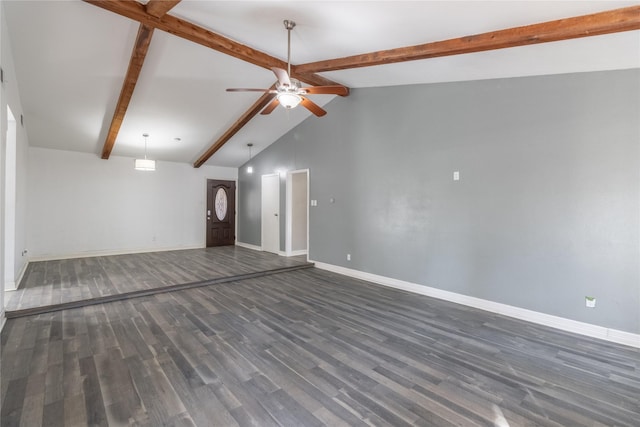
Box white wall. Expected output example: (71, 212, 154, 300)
(28, 147, 237, 259)
(1, 1, 29, 319)
(14, 103, 27, 282)
(0, 2, 5, 318)
(4, 110, 15, 288)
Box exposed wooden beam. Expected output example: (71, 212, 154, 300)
(295, 5, 640, 74)
(82, 0, 344, 88)
(193, 88, 277, 168)
(100, 3, 177, 158)
(145, 0, 181, 18)
(101, 24, 154, 159)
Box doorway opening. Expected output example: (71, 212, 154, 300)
(286, 169, 309, 258)
(261, 173, 280, 254)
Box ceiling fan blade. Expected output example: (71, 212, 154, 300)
(300, 97, 326, 117)
(261, 97, 280, 115)
(226, 88, 277, 93)
(301, 85, 349, 96)
(271, 67, 291, 87)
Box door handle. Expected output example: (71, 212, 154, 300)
(274, 213, 278, 216)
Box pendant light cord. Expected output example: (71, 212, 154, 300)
(143, 133, 149, 160)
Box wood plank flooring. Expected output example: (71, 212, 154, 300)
(5, 246, 311, 316)
(2, 267, 639, 426)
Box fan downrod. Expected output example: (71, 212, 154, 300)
(283, 20, 296, 30)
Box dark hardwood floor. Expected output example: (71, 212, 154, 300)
(5, 246, 311, 317)
(2, 263, 639, 426)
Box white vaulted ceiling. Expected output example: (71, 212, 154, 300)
(3, 1, 639, 167)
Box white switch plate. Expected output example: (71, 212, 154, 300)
(347, 254, 351, 261)
(453, 171, 460, 181)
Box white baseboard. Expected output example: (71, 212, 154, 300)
(16, 261, 28, 288)
(311, 261, 640, 349)
(236, 243, 299, 258)
(287, 249, 308, 257)
(28, 245, 204, 262)
(5, 261, 29, 291)
(235, 242, 262, 251)
(235, 242, 290, 258)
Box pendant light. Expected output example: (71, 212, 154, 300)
(134, 133, 156, 171)
(246, 143, 254, 174)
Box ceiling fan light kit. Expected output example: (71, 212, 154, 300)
(226, 19, 347, 117)
(277, 93, 302, 109)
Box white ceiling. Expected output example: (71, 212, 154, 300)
(4, 1, 639, 167)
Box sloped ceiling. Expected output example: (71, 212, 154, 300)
(4, 1, 639, 167)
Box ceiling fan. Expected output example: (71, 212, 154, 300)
(226, 20, 348, 117)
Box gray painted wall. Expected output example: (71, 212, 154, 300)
(237, 69, 640, 334)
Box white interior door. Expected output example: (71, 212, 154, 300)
(261, 174, 280, 254)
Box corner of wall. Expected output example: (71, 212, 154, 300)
(235, 241, 262, 252)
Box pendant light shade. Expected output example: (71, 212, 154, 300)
(134, 133, 156, 171)
(134, 158, 156, 171)
(246, 143, 254, 174)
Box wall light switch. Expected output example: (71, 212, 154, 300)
(453, 171, 460, 181)
(310, 200, 318, 206)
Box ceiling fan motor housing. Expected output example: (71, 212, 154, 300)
(277, 78, 301, 92)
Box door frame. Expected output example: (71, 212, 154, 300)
(285, 169, 309, 259)
(261, 173, 280, 254)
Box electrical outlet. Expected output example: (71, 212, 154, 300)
(453, 171, 460, 181)
(347, 254, 351, 261)
(585, 296, 596, 308)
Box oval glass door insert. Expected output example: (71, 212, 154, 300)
(214, 188, 227, 221)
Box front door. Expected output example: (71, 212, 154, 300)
(206, 179, 236, 247)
